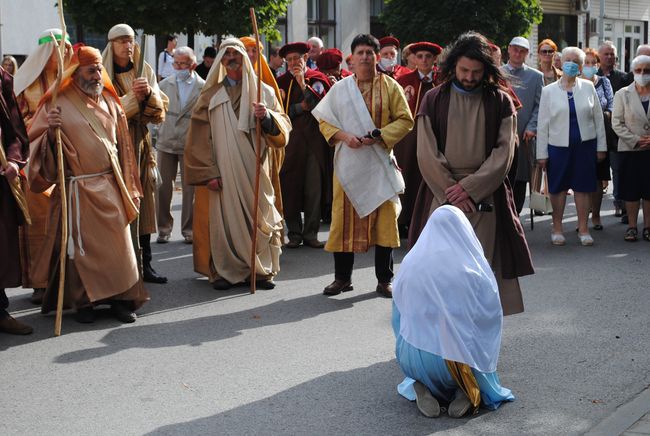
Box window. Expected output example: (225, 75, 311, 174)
(308, 0, 336, 48)
(370, 0, 387, 38)
(538, 14, 578, 50)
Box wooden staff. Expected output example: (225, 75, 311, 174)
(52, 4, 68, 336)
(249, 7, 263, 294)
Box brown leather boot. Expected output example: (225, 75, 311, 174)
(323, 279, 353, 296)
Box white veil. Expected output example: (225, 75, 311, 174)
(393, 205, 503, 373)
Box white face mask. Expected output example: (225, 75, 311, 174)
(379, 57, 396, 70)
(634, 73, 650, 87)
(176, 69, 191, 81)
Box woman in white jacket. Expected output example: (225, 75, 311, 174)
(537, 47, 607, 246)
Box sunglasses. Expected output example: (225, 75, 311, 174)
(539, 49, 555, 55)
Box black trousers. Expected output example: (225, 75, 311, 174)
(333, 245, 394, 283)
(140, 233, 152, 265)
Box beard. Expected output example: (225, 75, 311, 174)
(76, 76, 104, 97)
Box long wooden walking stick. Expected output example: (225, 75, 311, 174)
(249, 7, 263, 294)
(52, 4, 68, 336)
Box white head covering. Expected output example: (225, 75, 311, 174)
(393, 205, 504, 373)
(14, 28, 71, 96)
(101, 23, 139, 80)
(202, 37, 259, 133)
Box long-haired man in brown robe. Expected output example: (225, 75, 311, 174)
(28, 46, 148, 324)
(0, 66, 33, 335)
(409, 32, 534, 316)
(102, 24, 169, 284)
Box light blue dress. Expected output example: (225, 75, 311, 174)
(393, 303, 514, 410)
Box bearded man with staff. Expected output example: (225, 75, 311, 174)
(184, 38, 291, 291)
(28, 46, 148, 324)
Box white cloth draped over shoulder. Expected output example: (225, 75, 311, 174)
(393, 205, 504, 373)
(312, 75, 404, 218)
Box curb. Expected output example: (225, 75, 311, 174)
(586, 387, 650, 436)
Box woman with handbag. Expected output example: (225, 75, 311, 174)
(582, 48, 614, 230)
(536, 47, 607, 246)
(611, 55, 650, 242)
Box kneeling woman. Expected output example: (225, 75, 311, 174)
(392, 206, 514, 418)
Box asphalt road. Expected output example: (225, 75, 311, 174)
(1, 192, 648, 435)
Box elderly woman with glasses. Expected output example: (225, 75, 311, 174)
(611, 55, 650, 242)
(537, 39, 562, 86)
(537, 47, 607, 246)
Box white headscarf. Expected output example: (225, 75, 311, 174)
(202, 37, 259, 133)
(393, 205, 504, 373)
(101, 23, 140, 80)
(14, 28, 71, 96)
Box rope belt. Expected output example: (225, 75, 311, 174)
(66, 169, 112, 259)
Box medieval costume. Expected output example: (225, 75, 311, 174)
(313, 69, 413, 297)
(377, 36, 410, 80)
(0, 66, 33, 335)
(393, 205, 514, 418)
(28, 47, 148, 322)
(184, 38, 291, 289)
(409, 80, 533, 316)
(395, 42, 442, 236)
(102, 23, 169, 284)
(14, 29, 72, 303)
(277, 42, 332, 248)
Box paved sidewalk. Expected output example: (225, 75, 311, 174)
(588, 387, 650, 436)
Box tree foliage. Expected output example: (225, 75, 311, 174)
(62, 0, 291, 40)
(381, 0, 543, 48)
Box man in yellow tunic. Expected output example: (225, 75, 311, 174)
(184, 38, 291, 291)
(312, 34, 413, 299)
(14, 29, 72, 305)
(28, 46, 148, 323)
(102, 24, 169, 284)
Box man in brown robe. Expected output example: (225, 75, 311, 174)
(184, 38, 291, 291)
(0, 66, 33, 335)
(277, 42, 331, 248)
(14, 29, 72, 305)
(409, 32, 533, 316)
(28, 46, 148, 323)
(395, 41, 442, 237)
(102, 23, 169, 284)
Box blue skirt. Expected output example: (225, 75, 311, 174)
(392, 304, 514, 410)
(547, 139, 598, 194)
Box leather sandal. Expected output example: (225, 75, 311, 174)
(624, 227, 638, 242)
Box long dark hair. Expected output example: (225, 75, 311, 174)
(438, 32, 506, 90)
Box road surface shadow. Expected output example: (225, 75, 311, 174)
(146, 360, 497, 435)
(54, 291, 380, 363)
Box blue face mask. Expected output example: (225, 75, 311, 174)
(582, 66, 598, 79)
(562, 61, 580, 77)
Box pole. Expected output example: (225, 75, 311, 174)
(52, 3, 68, 336)
(249, 7, 263, 294)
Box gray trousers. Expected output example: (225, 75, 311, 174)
(157, 150, 194, 238)
(286, 151, 321, 242)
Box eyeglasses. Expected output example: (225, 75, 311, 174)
(633, 68, 650, 74)
(539, 49, 555, 55)
(173, 61, 192, 67)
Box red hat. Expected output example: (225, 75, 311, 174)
(410, 42, 442, 55)
(279, 42, 310, 58)
(379, 36, 400, 49)
(317, 48, 343, 70)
